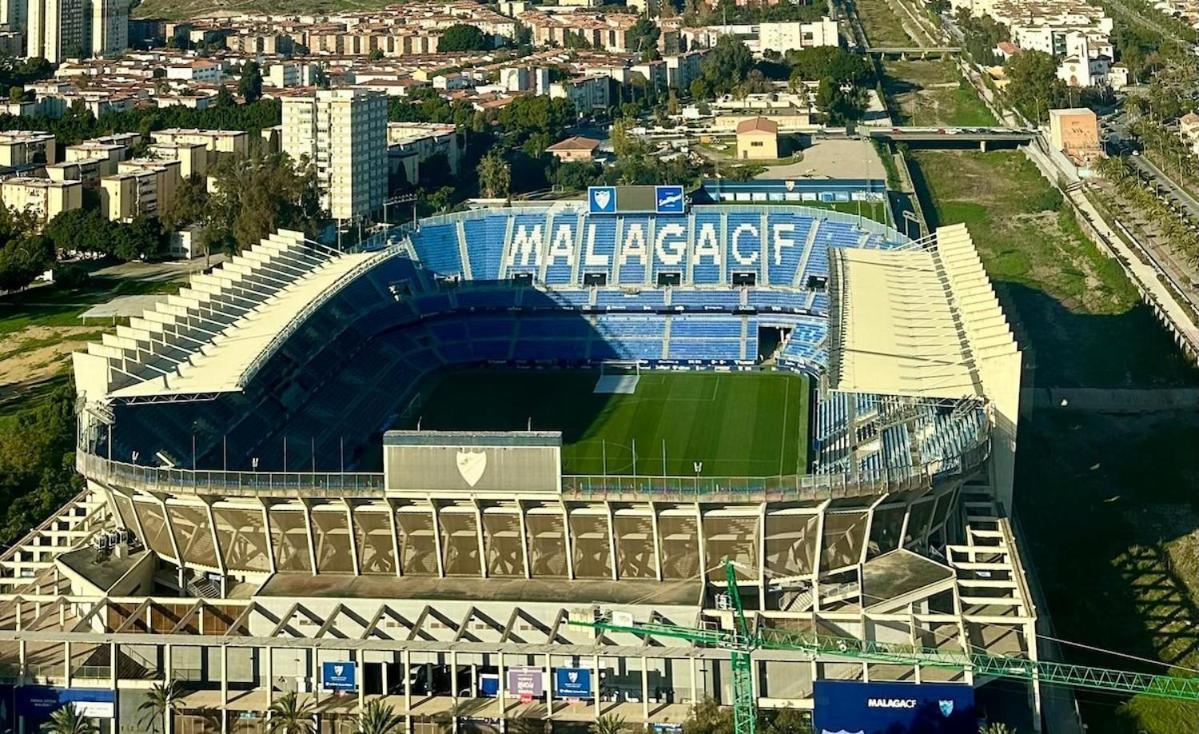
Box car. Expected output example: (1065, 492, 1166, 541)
(936, 128, 947, 134)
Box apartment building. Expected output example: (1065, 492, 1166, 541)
(386, 122, 460, 185)
(151, 128, 249, 159)
(549, 75, 612, 115)
(27, 0, 83, 63)
(519, 10, 639, 53)
(282, 89, 387, 222)
(147, 141, 209, 179)
(90, 0, 127, 55)
(27, 0, 127, 62)
(0, 131, 56, 169)
(99, 158, 182, 222)
(0, 176, 81, 224)
(758, 18, 839, 53)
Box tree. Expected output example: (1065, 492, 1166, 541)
(238, 61, 262, 103)
(41, 704, 97, 734)
(477, 152, 511, 199)
(159, 174, 209, 232)
(368, 48, 384, 62)
(356, 700, 405, 734)
(628, 16, 661, 60)
(138, 681, 184, 734)
(206, 152, 324, 253)
(787, 46, 871, 87)
(0, 233, 53, 292)
(267, 692, 316, 734)
(1004, 50, 1067, 122)
(439, 24, 490, 52)
(496, 95, 576, 141)
(816, 78, 868, 125)
(696, 36, 754, 97)
(611, 118, 646, 158)
(591, 714, 626, 734)
(980, 724, 1016, 734)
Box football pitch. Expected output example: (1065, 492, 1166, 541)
(403, 369, 810, 477)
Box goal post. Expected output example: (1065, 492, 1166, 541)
(599, 360, 641, 379)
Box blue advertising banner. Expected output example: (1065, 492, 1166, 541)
(813, 681, 975, 734)
(322, 661, 357, 691)
(588, 186, 617, 214)
(555, 667, 593, 698)
(17, 687, 115, 720)
(655, 185, 685, 214)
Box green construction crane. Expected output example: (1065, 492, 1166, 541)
(568, 560, 1199, 734)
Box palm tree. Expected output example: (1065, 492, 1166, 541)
(138, 680, 184, 734)
(267, 692, 317, 734)
(477, 152, 511, 200)
(40, 705, 96, 734)
(980, 723, 1016, 734)
(356, 699, 405, 734)
(591, 713, 626, 734)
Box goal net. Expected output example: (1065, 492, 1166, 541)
(595, 361, 641, 394)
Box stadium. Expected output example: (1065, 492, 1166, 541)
(0, 185, 1029, 732)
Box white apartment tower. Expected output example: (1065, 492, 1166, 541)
(26, 0, 126, 61)
(1, 0, 26, 39)
(90, 0, 127, 55)
(282, 89, 387, 223)
(26, 0, 83, 62)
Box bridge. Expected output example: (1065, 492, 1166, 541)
(866, 126, 1037, 150)
(866, 46, 962, 58)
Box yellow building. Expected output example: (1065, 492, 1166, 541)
(0, 176, 81, 225)
(545, 135, 599, 163)
(1048, 107, 1101, 166)
(100, 159, 182, 222)
(735, 117, 779, 160)
(0, 131, 56, 168)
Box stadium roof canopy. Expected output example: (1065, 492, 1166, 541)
(77, 230, 380, 403)
(832, 222, 1019, 403)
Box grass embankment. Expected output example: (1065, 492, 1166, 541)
(912, 148, 1199, 733)
(882, 60, 997, 127)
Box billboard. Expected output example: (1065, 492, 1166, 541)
(587, 185, 688, 214)
(16, 688, 115, 720)
(322, 661, 357, 692)
(507, 667, 544, 698)
(383, 431, 562, 493)
(813, 681, 976, 734)
(555, 667, 593, 698)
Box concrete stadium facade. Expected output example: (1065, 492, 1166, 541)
(0, 204, 1034, 733)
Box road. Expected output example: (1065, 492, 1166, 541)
(865, 126, 1035, 143)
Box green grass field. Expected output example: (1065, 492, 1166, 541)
(402, 369, 810, 477)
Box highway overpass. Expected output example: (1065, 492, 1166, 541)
(866, 126, 1036, 149)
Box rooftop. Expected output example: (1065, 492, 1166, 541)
(735, 116, 778, 135)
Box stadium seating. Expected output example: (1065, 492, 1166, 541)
(103, 203, 954, 477)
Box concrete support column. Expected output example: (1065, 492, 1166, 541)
(640, 656, 650, 723)
(544, 652, 553, 719)
(497, 651, 507, 729)
(689, 656, 697, 705)
(451, 650, 459, 734)
(358, 650, 366, 717)
(403, 648, 412, 716)
(592, 655, 601, 718)
(220, 645, 229, 734)
(110, 642, 120, 732)
(265, 645, 273, 712)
